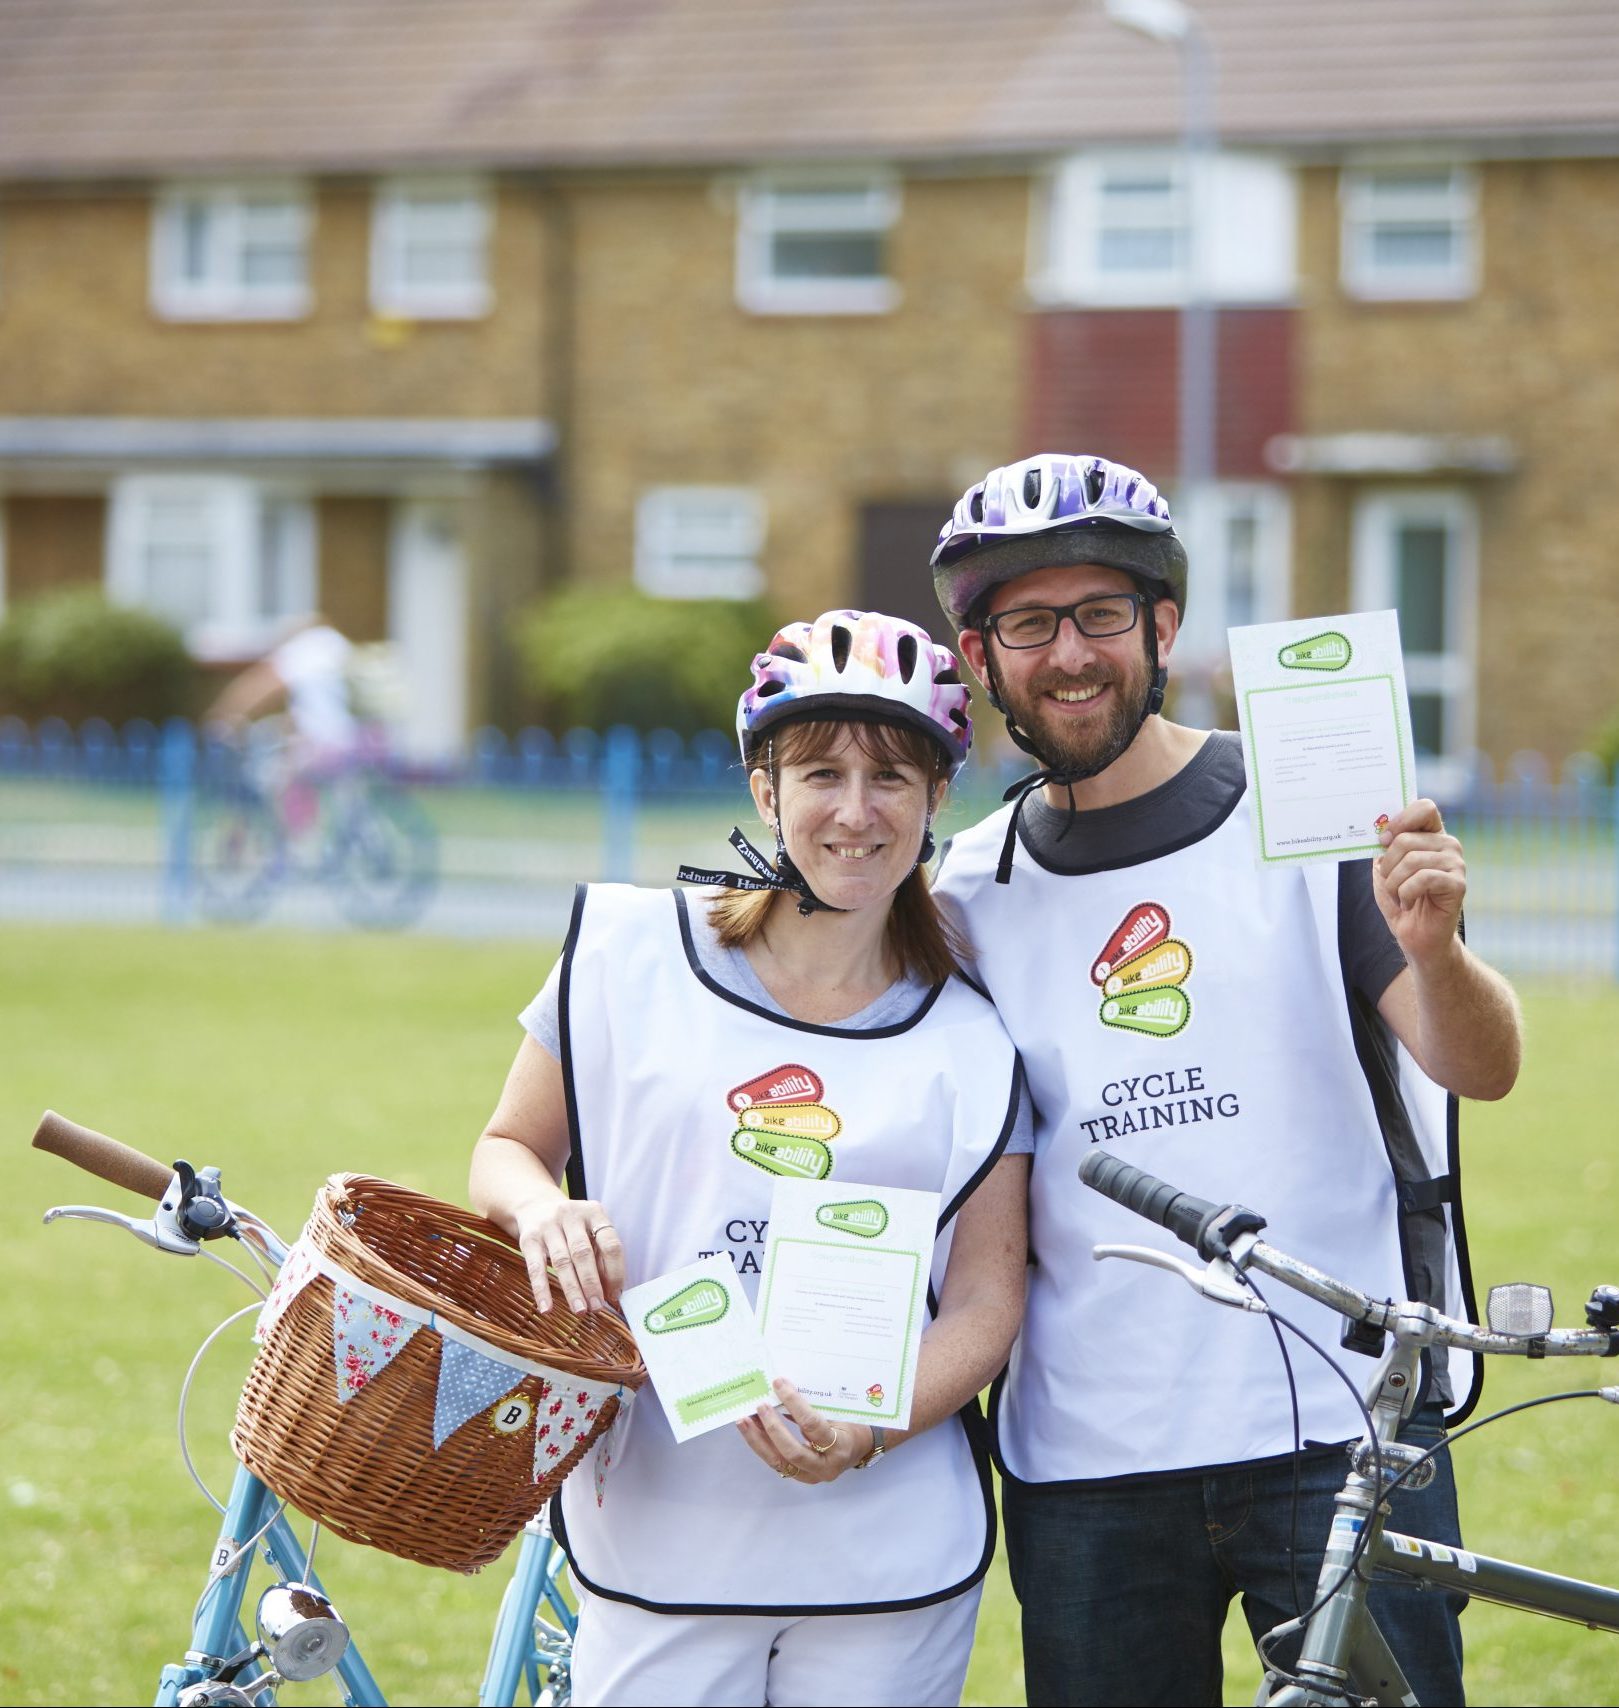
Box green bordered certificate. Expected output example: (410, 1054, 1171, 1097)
(621, 1254, 775, 1443)
(756, 1179, 940, 1430)
(1230, 609, 1416, 866)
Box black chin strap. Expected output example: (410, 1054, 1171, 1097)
(675, 825, 832, 916)
(985, 599, 1168, 886)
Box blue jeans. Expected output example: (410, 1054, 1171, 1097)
(1003, 1404, 1465, 1707)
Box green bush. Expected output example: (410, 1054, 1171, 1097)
(0, 588, 193, 726)
(514, 586, 776, 735)
(1587, 705, 1619, 782)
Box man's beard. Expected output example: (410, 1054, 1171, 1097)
(999, 647, 1153, 778)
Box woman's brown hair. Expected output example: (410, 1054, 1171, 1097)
(706, 716, 969, 986)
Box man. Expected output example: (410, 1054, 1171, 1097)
(929, 452, 1521, 1706)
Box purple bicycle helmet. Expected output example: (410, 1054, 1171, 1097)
(737, 609, 973, 776)
(931, 453, 1188, 630)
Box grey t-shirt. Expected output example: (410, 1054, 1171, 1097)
(519, 891, 1035, 1154)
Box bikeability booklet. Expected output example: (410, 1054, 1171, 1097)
(756, 1179, 939, 1432)
(1229, 608, 1417, 866)
(621, 1254, 775, 1443)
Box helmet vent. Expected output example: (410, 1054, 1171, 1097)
(1083, 461, 1106, 506)
(934, 665, 960, 685)
(969, 487, 985, 523)
(756, 680, 787, 697)
(769, 641, 808, 663)
(896, 633, 918, 683)
(1023, 468, 1042, 507)
(830, 624, 852, 672)
(949, 707, 969, 729)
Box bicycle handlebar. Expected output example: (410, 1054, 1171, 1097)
(1078, 1150, 1249, 1260)
(1080, 1148, 1619, 1360)
(32, 1110, 174, 1202)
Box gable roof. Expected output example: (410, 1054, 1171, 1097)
(1, 0, 1615, 180)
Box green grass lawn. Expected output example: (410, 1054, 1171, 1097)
(1, 925, 1614, 1706)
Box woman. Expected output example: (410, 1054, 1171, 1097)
(470, 609, 1031, 1707)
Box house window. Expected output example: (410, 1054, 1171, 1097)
(1351, 490, 1477, 795)
(371, 178, 493, 318)
(1340, 164, 1479, 300)
(106, 477, 315, 659)
(1173, 484, 1292, 664)
(635, 488, 766, 601)
(1036, 150, 1295, 307)
(736, 175, 900, 314)
(151, 183, 311, 320)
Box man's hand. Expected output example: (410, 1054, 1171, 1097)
(1372, 798, 1522, 1100)
(1373, 798, 1466, 967)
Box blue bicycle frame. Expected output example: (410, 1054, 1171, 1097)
(155, 1463, 576, 1707)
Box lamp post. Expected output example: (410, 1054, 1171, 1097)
(1105, 0, 1218, 723)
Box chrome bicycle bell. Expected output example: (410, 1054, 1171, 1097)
(255, 1581, 351, 1681)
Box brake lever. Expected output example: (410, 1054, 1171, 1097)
(1092, 1242, 1268, 1312)
(42, 1203, 200, 1256)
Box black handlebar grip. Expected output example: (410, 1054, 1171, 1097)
(1078, 1150, 1225, 1254)
(32, 1110, 175, 1202)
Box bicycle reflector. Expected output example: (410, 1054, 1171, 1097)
(1487, 1282, 1554, 1337)
(256, 1582, 350, 1682)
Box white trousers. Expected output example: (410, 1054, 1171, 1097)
(569, 1581, 984, 1707)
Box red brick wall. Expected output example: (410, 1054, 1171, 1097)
(1023, 307, 1295, 481)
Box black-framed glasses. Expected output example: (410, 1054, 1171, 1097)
(983, 593, 1146, 650)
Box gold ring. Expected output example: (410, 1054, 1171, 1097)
(809, 1427, 840, 1455)
(777, 1461, 800, 1479)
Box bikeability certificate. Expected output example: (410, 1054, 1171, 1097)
(756, 1179, 939, 1432)
(621, 1254, 775, 1444)
(1230, 608, 1416, 866)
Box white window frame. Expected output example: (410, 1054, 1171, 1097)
(150, 181, 312, 321)
(105, 475, 316, 660)
(1340, 162, 1480, 301)
(1350, 488, 1478, 797)
(1032, 148, 1296, 307)
(735, 172, 901, 315)
(370, 176, 494, 320)
(1173, 483, 1292, 667)
(1035, 151, 1188, 306)
(634, 487, 766, 601)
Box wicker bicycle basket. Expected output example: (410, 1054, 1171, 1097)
(231, 1174, 646, 1572)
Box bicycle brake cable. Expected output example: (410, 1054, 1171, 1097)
(178, 1301, 265, 1516)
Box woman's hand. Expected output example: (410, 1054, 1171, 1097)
(736, 1378, 873, 1484)
(515, 1196, 625, 1315)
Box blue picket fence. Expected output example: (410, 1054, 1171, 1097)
(1, 714, 1615, 977)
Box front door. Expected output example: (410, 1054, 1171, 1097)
(388, 499, 468, 764)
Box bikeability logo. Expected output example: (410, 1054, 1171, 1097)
(727, 1063, 841, 1180)
(1278, 629, 1352, 672)
(1091, 902, 1194, 1039)
(643, 1278, 729, 1334)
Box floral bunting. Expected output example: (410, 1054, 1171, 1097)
(434, 1339, 525, 1448)
(592, 1388, 634, 1506)
(534, 1372, 621, 1484)
(255, 1235, 321, 1345)
(332, 1287, 421, 1402)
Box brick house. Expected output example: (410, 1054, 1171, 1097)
(0, 0, 1614, 775)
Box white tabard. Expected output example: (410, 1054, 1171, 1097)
(553, 884, 1023, 1613)
(935, 792, 1472, 1485)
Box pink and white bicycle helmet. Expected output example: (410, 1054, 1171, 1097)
(737, 609, 973, 775)
(931, 453, 1188, 629)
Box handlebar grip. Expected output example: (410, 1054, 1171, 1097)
(1078, 1150, 1225, 1254)
(32, 1110, 174, 1202)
